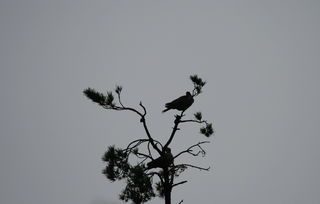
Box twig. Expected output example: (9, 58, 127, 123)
(125, 139, 149, 151)
(116, 92, 124, 108)
(104, 104, 144, 117)
(172, 180, 188, 188)
(174, 141, 210, 159)
(175, 163, 210, 171)
(147, 172, 164, 184)
(139, 101, 147, 117)
(137, 157, 148, 166)
(180, 119, 208, 124)
(135, 152, 153, 160)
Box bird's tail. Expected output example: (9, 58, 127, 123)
(162, 103, 171, 113)
(162, 108, 169, 113)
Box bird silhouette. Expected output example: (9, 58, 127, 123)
(162, 92, 194, 113)
(146, 148, 173, 170)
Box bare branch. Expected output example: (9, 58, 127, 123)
(103, 104, 144, 117)
(164, 111, 184, 149)
(174, 141, 210, 159)
(175, 163, 210, 171)
(147, 142, 153, 158)
(124, 138, 164, 161)
(104, 99, 162, 156)
(180, 119, 208, 124)
(125, 139, 149, 151)
(137, 157, 149, 166)
(147, 171, 164, 184)
(135, 152, 153, 160)
(139, 101, 147, 117)
(172, 180, 188, 188)
(140, 116, 162, 155)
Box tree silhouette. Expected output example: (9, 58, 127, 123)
(83, 75, 214, 204)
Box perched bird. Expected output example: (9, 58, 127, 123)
(162, 91, 194, 113)
(146, 148, 174, 170)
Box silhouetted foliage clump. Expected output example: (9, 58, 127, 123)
(102, 146, 130, 181)
(120, 165, 155, 203)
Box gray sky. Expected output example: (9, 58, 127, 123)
(1, 1, 320, 204)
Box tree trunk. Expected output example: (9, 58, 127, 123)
(164, 188, 171, 204)
(163, 167, 172, 204)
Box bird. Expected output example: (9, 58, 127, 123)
(146, 148, 174, 170)
(162, 91, 194, 113)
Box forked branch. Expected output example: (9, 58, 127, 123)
(174, 141, 210, 159)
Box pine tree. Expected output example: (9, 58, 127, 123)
(83, 75, 214, 204)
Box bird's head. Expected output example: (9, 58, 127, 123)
(186, 91, 192, 97)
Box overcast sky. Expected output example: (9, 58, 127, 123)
(1, 1, 320, 204)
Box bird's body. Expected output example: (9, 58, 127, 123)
(162, 92, 194, 113)
(146, 148, 174, 170)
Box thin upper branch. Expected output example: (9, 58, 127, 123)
(163, 111, 184, 149)
(180, 119, 209, 125)
(104, 105, 144, 117)
(135, 152, 153, 160)
(172, 180, 188, 188)
(139, 102, 147, 117)
(178, 200, 184, 204)
(174, 141, 210, 159)
(125, 139, 149, 150)
(140, 115, 162, 155)
(147, 172, 164, 184)
(103, 97, 162, 155)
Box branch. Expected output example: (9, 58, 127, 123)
(84, 88, 143, 117)
(84, 88, 161, 155)
(172, 180, 188, 188)
(125, 139, 149, 151)
(111, 100, 161, 155)
(136, 157, 149, 166)
(124, 138, 164, 162)
(174, 141, 210, 159)
(147, 171, 164, 185)
(135, 152, 153, 160)
(175, 164, 210, 171)
(117, 105, 162, 155)
(147, 142, 153, 158)
(139, 102, 147, 117)
(140, 116, 162, 155)
(164, 111, 184, 149)
(180, 119, 208, 124)
(103, 104, 143, 117)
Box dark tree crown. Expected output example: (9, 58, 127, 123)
(84, 75, 214, 204)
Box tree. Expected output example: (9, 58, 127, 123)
(83, 75, 214, 204)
